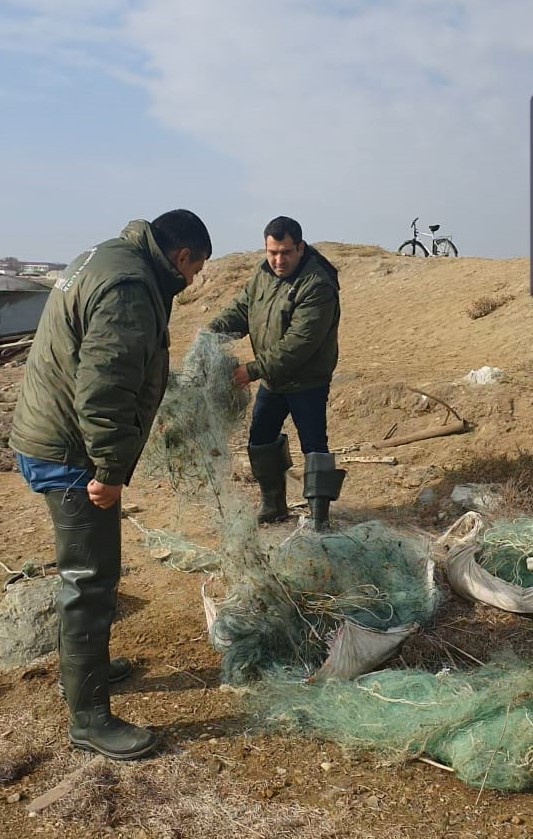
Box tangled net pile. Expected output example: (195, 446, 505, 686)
(141, 332, 532, 793)
(210, 521, 438, 685)
(252, 657, 532, 792)
(480, 518, 533, 587)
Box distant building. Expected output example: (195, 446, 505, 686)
(0, 259, 18, 275)
(0, 258, 67, 278)
(20, 263, 52, 276)
(19, 261, 67, 276)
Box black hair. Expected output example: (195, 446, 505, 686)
(263, 216, 303, 245)
(150, 209, 212, 260)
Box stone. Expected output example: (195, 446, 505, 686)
(0, 577, 59, 670)
(149, 547, 172, 561)
(451, 483, 500, 512)
(121, 503, 140, 516)
(464, 366, 505, 385)
(417, 487, 436, 505)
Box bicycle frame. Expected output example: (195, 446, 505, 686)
(412, 218, 441, 250)
(400, 217, 456, 257)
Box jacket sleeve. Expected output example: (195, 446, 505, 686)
(74, 281, 159, 484)
(247, 281, 338, 383)
(208, 286, 250, 337)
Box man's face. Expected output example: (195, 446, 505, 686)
(265, 234, 304, 279)
(174, 249, 206, 286)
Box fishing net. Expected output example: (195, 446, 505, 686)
(251, 658, 533, 792)
(207, 521, 439, 685)
(143, 329, 249, 507)
(479, 519, 533, 587)
(142, 332, 439, 682)
(140, 329, 260, 575)
(139, 333, 531, 793)
(127, 519, 220, 573)
(443, 516, 533, 614)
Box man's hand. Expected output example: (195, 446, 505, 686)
(233, 363, 251, 389)
(87, 479, 123, 509)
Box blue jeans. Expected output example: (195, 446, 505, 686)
(249, 384, 329, 453)
(15, 454, 93, 493)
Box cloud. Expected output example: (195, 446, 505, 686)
(1, 0, 532, 257)
(117, 0, 532, 254)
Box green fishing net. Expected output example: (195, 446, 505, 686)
(210, 521, 439, 685)
(139, 332, 532, 794)
(144, 329, 249, 505)
(479, 519, 533, 587)
(252, 659, 533, 792)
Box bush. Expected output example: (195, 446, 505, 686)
(466, 293, 514, 320)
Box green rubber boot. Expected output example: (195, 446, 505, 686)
(58, 656, 132, 700)
(46, 489, 157, 760)
(303, 452, 346, 532)
(248, 434, 292, 523)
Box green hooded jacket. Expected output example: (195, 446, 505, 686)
(209, 245, 340, 393)
(9, 220, 187, 485)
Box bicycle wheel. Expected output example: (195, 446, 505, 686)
(434, 238, 458, 257)
(397, 240, 429, 257)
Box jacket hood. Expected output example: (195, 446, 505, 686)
(120, 219, 188, 298)
(304, 244, 339, 288)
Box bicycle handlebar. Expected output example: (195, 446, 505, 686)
(411, 217, 419, 229)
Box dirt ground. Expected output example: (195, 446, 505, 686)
(1, 245, 532, 838)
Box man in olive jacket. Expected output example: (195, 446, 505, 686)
(209, 216, 345, 530)
(10, 209, 211, 760)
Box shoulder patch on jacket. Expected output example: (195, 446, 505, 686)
(55, 247, 98, 293)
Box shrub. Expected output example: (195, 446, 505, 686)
(466, 293, 514, 320)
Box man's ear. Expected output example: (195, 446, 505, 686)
(297, 241, 305, 257)
(173, 247, 191, 272)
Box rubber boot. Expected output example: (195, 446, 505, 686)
(58, 655, 132, 700)
(303, 452, 346, 532)
(248, 434, 292, 523)
(46, 489, 157, 760)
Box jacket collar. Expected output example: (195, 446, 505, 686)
(120, 219, 187, 298)
(261, 243, 338, 287)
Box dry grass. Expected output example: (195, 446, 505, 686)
(174, 285, 201, 306)
(0, 713, 51, 785)
(497, 473, 533, 517)
(466, 293, 514, 320)
(460, 449, 533, 517)
(48, 752, 342, 839)
(443, 450, 533, 496)
(314, 242, 388, 259)
(0, 748, 47, 785)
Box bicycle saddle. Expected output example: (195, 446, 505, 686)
(429, 224, 440, 232)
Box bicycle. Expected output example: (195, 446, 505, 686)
(397, 217, 458, 257)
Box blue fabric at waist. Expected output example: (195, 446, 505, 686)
(15, 454, 93, 493)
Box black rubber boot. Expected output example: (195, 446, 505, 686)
(303, 453, 346, 532)
(248, 434, 292, 523)
(61, 635, 156, 760)
(58, 657, 133, 700)
(308, 497, 332, 532)
(45, 490, 157, 760)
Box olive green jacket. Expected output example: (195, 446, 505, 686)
(209, 245, 340, 392)
(9, 220, 187, 485)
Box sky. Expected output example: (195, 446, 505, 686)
(0, 0, 532, 262)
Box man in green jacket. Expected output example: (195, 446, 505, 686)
(209, 216, 345, 530)
(9, 209, 212, 760)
